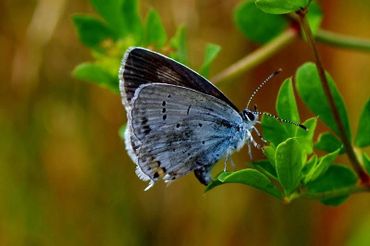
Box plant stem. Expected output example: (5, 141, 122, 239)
(211, 28, 298, 84)
(316, 29, 370, 52)
(296, 9, 370, 185)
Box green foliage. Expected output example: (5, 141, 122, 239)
(234, 0, 287, 43)
(296, 62, 351, 140)
(306, 2, 323, 35)
(261, 116, 287, 146)
(276, 78, 300, 135)
(120, 0, 143, 39)
(252, 159, 277, 178)
(355, 99, 370, 147)
(169, 26, 188, 65)
(234, 0, 322, 44)
(200, 44, 221, 77)
(72, 15, 116, 50)
(305, 165, 357, 206)
(72, 0, 220, 92)
(255, 0, 309, 14)
(315, 132, 344, 154)
(275, 138, 305, 195)
(206, 169, 282, 199)
(90, 0, 143, 38)
(73, 63, 118, 93)
(295, 117, 317, 155)
(303, 148, 341, 184)
(144, 9, 167, 48)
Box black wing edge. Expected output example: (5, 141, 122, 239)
(118, 47, 239, 112)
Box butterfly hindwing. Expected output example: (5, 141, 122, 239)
(119, 47, 239, 112)
(128, 83, 245, 186)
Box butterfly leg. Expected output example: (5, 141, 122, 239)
(247, 142, 253, 159)
(253, 126, 267, 143)
(194, 164, 213, 185)
(250, 134, 261, 149)
(247, 132, 261, 160)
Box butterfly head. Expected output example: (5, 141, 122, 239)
(242, 108, 259, 125)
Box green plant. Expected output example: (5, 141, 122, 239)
(72, 0, 370, 206)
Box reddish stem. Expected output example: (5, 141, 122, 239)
(296, 8, 369, 185)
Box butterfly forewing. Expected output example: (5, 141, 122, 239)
(129, 83, 245, 184)
(120, 47, 239, 112)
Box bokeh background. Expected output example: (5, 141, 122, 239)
(1, 0, 370, 245)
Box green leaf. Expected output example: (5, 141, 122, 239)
(199, 43, 221, 77)
(315, 131, 344, 154)
(90, 0, 124, 34)
(255, 0, 309, 14)
(295, 62, 351, 140)
(306, 165, 357, 206)
(295, 117, 317, 155)
(302, 154, 318, 176)
(355, 99, 370, 147)
(118, 124, 126, 139)
(321, 195, 349, 206)
(206, 169, 282, 199)
(304, 148, 341, 183)
(72, 63, 118, 93)
(121, 0, 143, 40)
(72, 15, 116, 50)
(261, 115, 288, 146)
(306, 1, 323, 35)
(234, 0, 287, 43)
(263, 78, 314, 148)
(363, 153, 370, 175)
(275, 138, 306, 195)
(144, 9, 167, 48)
(252, 159, 277, 179)
(276, 78, 300, 135)
(263, 145, 276, 166)
(91, 0, 143, 39)
(170, 26, 188, 64)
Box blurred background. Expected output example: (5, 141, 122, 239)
(0, 0, 370, 245)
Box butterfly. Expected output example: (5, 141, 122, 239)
(119, 47, 306, 191)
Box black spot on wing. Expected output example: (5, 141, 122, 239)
(143, 125, 151, 135)
(187, 105, 191, 115)
(140, 117, 151, 135)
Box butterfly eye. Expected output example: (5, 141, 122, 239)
(243, 110, 255, 121)
(247, 112, 255, 121)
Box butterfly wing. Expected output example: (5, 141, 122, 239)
(119, 47, 239, 112)
(127, 83, 245, 190)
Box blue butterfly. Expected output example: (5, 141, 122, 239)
(119, 47, 306, 190)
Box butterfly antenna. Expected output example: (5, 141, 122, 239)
(259, 112, 308, 131)
(246, 68, 282, 109)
